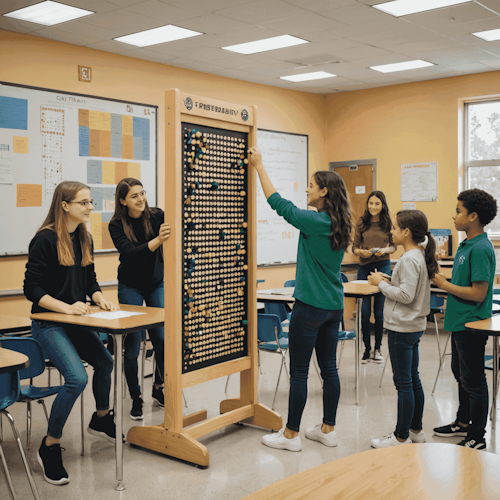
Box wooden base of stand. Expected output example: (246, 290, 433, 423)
(127, 403, 281, 467)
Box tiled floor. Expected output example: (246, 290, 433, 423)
(2, 323, 498, 500)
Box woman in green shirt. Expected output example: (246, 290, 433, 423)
(249, 147, 354, 452)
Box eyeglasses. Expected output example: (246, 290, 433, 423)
(66, 200, 94, 208)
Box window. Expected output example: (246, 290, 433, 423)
(465, 100, 500, 237)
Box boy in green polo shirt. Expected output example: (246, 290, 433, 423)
(432, 188, 497, 450)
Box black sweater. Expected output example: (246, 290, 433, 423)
(108, 208, 164, 291)
(24, 229, 101, 314)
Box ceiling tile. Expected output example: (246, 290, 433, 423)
(211, 54, 269, 70)
(77, 10, 165, 33)
(199, 26, 283, 48)
(282, 0, 357, 11)
(39, 20, 123, 39)
(320, 3, 390, 24)
(174, 14, 253, 35)
(215, 0, 308, 24)
(474, 0, 500, 15)
(0, 1, 40, 16)
(391, 38, 465, 57)
(160, 0, 252, 13)
(480, 58, 500, 67)
(124, 1, 199, 23)
(328, 44, 392, 61)
(33, 27, 102, 46)
(59, 0, 120, 15)
(0, 15, 37, 33)
(261, 12, 346, 35)
(447, 62, 491, 71)
(86, 39, 136, 54)
(124, 47, 177, 62)
(166, 58, 228, 73)
(107, 0, 143, 6)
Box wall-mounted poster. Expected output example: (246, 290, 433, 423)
(401, 161, 437, 202)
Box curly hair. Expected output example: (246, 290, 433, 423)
(458, 189, 498, 226)
(314, 171, 354, 251)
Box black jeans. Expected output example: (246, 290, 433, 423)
(451, 330, 489, 439)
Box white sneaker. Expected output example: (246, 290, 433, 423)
(371, 433, 411, 448)
(372, 349, 384, 364)
(305, 423, 338, 447)
(262, 428, 302, 452)
(409, 429, 426, 443)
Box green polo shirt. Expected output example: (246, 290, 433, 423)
(267, 193, 344, 311)
(444, 232, 495, 332)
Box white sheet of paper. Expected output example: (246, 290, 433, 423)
(86, 311, 146, 320)
(350, 280, 369, 284)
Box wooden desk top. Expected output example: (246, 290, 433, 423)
(243, 443, 500, 500)
(0, 314, 32, 335)
(31, 304, 164, 335)
(0, 346, 29, 374)
(466, 315, 500, 335)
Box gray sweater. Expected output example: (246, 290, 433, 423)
(379, 249, 430, 333)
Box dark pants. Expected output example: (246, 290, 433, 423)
(451, 330, 489, 439)
(357, 260, 391, 351)
(286, 300, 343, 432)
(387, 329, 424, 440)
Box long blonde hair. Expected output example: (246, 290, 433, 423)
(38, 181, 93, 266)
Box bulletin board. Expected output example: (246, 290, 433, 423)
(0, 81, 157, 256)
(256, 129, 308, 266)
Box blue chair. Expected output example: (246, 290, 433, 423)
(0, 370, 41, 499)
(284, 279, 295, 287)
(258, 314, 289, 410)
(264, 301, 291, 330)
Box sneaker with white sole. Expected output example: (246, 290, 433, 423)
(305, 423, 337, 447)
(371, 433, 411, 448)
(372, 349, 384, 363)
(37, 436, 69, 485)
(409, 429, 426, 443)
(130, 397, 144, 420)
(362, 349, 371, 364)
(433, 421, 468, 438)
(458, 437, 486, 450)
(262, 428, 302, 452)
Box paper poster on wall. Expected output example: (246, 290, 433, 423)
(401, 162, 437, 202)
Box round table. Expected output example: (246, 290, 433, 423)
(243, 443, 500, 500)
(0, 347, 29, 374)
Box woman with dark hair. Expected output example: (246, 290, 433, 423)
(109, 178, 170, 420)
(249, 147, 354, 452)
(352, 191, 395, 364)
(24, 181, 119, 485)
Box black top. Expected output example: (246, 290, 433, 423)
(108, 208, 164, 291)
(24, 229, 101, 314)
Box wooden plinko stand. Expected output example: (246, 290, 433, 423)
(127, 89, 282, 466)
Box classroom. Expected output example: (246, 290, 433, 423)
(1, 1, 500, 499)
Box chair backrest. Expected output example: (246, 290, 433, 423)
(0, 371, 20, 411)
(0, 337, 46, 380)
(284, 279, 296, 287)
(340, 272, 348, 283)
(258, 314, 285, 343)
(430, 294, 445, 309)
(264, 302, 289, 323)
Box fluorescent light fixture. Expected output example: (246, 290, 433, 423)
(472, 28, 500, 42)
(3, 1, 93, 26)
(222, 35, 308, 55)
(370, 60, 434, 73)
(280, 71, 336, 82)
(114, 25, 203, 47)
(373, 0, 471, 17)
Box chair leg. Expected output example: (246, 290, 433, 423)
(379, 356, 390, 387)
(224, 374, 231, 398)
(0, 440, 17, 500)
(272, 357, 286, 411)
(2, 410, 41, 500)
(141, 339, 147, 394)
(432, 333, 452, 395)
(182, 390, 188, 409)
(26, 401, 32, 451)
(337, 340, 346, 370)
(434, 313, 442, 363)
(39, 399, 50, 422)
(81, 392, 85, 456)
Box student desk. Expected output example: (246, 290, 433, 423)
(257, 283, 379, 405)
(0, 314, 32, 336)
(0, 346, 29, 373)
(465, 315, 500, 430)
(30, 304, 164, 491)
(243, 443, 500, 500)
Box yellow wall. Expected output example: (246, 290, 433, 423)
(325, 72, 500, 259)
(0, 30, 317, 314)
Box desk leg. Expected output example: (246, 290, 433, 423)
(493, 336, 498, 430)
(113, 334, 125, 491)
(355, 298, 361, 406)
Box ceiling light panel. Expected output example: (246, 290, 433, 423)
(373, 0, 471, 17)
(222, 35, 308, 55)
(370, 60, 435, 73)
(280, 71, 336, 82)
(472, 28, 500, 42)
(3, 1, 94, 26)
(114, 25, 203, 47)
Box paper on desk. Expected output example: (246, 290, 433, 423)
(350, 280, 369, 284)
(86, 311, 146, 320)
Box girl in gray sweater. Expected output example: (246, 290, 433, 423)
(368, 210, 438, 448)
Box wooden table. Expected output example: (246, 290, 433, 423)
(30, 304, 164, 491)
(465, 315, 500, 430)
(0, 314, 31, 336)
(0, 346, 29, 374)
(257, 283, 380, 405)
(243, 443, 500, 500)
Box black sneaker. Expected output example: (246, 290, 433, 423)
(37, 436, 70, 485)
(130, 397, 144, 420)
(87, 410, 124, 443)
(362, 349, 371, 364)
(152, 386, 164, 407)
(433, 421, 468, 438)
(458, 437, 486, 450)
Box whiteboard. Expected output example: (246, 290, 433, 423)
(256, 130, 308, 266)
(0, 82, 157, 256)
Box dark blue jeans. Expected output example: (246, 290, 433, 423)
(31, 320, 113, 439)
(117, 282, 165, 399)
(387, 329, 424, 440)
(286, 300, 343, 432)
(451, 331, 489, 439)
(357, 260, 391, 351)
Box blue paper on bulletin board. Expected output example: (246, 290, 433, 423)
(0, 96, 28, 130)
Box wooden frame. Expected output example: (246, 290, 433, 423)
(127, 89, 282, 467)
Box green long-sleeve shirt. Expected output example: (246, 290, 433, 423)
(268, 193, 344, 311)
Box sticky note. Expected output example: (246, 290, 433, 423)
(102, 161, 115, 185)
(13, 136, 29, 154)
(91, 212, 102, 250)
(17, 184, 42, 207)
(128, 162, 140, 180)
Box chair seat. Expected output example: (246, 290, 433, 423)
(484, 355, 500, 371)
(19, 385, 62, 400)
(258, 339, 289, 351)
(338, 330, 355, 341)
